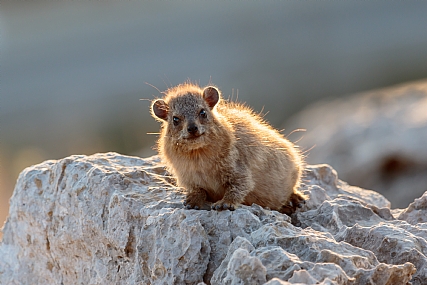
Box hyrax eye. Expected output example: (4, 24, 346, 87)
(173, 116, 180, 126)
(199, 109, 207, 118)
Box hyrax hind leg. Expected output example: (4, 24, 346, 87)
(183, 187, 207, 210)
(280, 189, 307, 215)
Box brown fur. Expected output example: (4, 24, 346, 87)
(151, 83, 306, 214)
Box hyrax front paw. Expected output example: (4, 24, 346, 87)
(211, 200, 238, 211)
(183, 190, 206, 210)
(183, 200, 202, 210)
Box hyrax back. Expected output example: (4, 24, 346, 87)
(151, 83, 305, 214)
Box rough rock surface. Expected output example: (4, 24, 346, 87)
(285, 80, 427, 208)
(1, 153, 426, 284)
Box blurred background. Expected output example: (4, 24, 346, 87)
(2, 1, 427, 239)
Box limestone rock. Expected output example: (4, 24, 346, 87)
(336, 223, 427, 284)
(285, 80, 427, 208)
(0, 152, 426, 284)
(398, 191, 427, 224)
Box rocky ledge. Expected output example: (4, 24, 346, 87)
(1, 153, 426, 284)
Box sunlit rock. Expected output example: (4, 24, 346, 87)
(0, 153, 425, 284)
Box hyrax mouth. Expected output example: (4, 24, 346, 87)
(184, 133, 204, 140)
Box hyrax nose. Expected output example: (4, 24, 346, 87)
(187, 123, 198, 134)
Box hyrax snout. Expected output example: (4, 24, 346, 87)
(151, 83, 306, 214)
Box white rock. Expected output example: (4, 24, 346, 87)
(398, 191, 427, 224)
(336, 223, 427, 283)
(224, 248, 267, 285)
(0, 152, 424, 284)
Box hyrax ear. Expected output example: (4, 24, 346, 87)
(203, 86, 220, 109)
(151, 99, 169, 121)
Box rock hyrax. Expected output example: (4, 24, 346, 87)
(151, 83, 306, 214)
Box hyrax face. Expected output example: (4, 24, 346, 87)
(152, 86, 220, 150)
